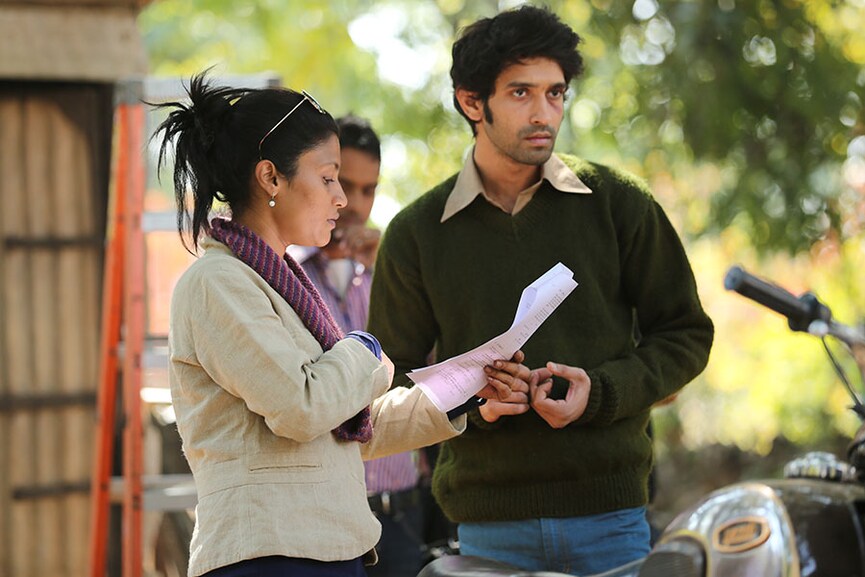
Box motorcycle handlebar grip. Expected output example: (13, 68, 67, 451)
(724, 265, 812, 324)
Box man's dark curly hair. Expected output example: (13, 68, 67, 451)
(450, 5, 584, 132)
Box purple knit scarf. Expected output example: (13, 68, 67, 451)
(209, 217, 372, 442)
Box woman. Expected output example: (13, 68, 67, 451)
(154, 73, 529, 577)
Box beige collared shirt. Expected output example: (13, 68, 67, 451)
(441, 149, 593, 222)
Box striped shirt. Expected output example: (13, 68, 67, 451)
(299, 248, 420, 494)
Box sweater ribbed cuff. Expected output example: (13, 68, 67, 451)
(579, 369, 616, 426)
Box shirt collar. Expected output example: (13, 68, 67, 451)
(287, 244, 318, 264)
(440, 148, 592, 222)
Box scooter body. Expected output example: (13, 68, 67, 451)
(643, 474, 865, 576)
(420, 471, 865, 577)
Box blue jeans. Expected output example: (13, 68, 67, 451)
(458, 507, 650, 575)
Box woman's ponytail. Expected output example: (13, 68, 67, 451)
(153, 72, 247, 253)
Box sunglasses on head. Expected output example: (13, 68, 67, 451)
(258, 90, 325, 159)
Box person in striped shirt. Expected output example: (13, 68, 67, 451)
(298, 115, 429, 577)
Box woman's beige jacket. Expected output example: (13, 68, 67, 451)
(169, 239, 465, 576)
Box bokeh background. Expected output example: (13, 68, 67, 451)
(139, 0, 865, 521)
(1, 1, 864, 575)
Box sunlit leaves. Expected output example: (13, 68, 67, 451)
(551, 0, 865, 254)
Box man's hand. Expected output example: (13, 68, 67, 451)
(529, 362, 591, 429)
(477, 350, 531, 422)
(331, 225, 381, 269)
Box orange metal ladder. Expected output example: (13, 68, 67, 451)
(88, 81, 147, 577)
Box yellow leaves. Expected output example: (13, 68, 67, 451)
(435, 0, 464, 16)
(802, 0, 865, 62)
(658, 233, 865, 457)
(580, 34, 608, 61)
(842, 33, 865, 64)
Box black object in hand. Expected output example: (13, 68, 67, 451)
(446, 396, 487, 420)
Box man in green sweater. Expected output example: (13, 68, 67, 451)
(367, 5, 713, 575)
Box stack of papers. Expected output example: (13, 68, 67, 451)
(409, 262, 578, 412)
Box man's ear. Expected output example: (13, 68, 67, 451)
(253, 159, 280, 192)
(455, 88, 484, 124)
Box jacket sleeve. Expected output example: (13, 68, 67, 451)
(579, 196, 714, 427)
(177, 262, 389, 442)
(360, 386, 466, 461)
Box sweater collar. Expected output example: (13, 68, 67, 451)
(440, 147, 592, 223)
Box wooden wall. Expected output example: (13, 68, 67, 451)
(0, 2, 149, 83)
(0, 81, 112, 577)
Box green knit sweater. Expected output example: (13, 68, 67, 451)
(367, 153, 713, 522)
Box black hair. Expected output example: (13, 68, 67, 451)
(336, 114, 381, 161)
(450, 5, 584, 132)
(152, 71, 338, 252)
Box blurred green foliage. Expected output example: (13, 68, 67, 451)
(139, 0, 865, 458)
(139, 0, 865, 250)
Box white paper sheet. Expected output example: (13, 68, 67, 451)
(409, 262, 578, 412)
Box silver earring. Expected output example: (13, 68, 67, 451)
(268, 195, 276, 208)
